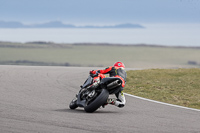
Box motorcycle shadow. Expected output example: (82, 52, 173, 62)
(54, 108, 119, 114)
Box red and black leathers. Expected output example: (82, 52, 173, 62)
(91, 66, 127, 87)
(90, 66, 127, 108)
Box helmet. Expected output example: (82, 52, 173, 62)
(114, 62, 125, 68)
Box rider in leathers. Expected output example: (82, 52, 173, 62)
(90, 62, 127, 108)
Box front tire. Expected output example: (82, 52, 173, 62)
(84, 89, 109, 113)
(69, 98, 78, 109)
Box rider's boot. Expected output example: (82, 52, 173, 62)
(102, 98, 116, 108)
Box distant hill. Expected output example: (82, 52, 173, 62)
(0, 21, 27, 28)
(30, 21, 75, 28)
(78, 23, 144, 28)
(0, 21, 145, 28)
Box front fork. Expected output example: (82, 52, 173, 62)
(76, 88, 96, 107)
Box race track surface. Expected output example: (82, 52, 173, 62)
(0, 65, 200, 133)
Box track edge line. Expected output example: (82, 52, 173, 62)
(124, 93, 200, 112)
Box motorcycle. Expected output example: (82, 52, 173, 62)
(69, 73, 122, 113)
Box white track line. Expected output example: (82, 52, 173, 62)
(124, 93, 200, 112)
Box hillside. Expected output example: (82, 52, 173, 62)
(0, 41, 200, 68)
(0, 21, 144, 28)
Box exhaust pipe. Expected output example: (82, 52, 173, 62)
(107, 80, 121, 90)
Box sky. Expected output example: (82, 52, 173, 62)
(0, 0, 200, 24)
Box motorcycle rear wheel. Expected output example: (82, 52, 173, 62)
(84, 89, 109, 113)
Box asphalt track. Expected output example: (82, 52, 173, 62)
(0, 65, 200, 133)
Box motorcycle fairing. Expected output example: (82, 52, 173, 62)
(82, 76, 93, 88)
(77, 93, 86, 107)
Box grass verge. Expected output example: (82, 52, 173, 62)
(124, 68, 200, 109)
(1, 42, 200, 68)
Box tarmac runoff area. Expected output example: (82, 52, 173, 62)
(0, 65, 200, 133)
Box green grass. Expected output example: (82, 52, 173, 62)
(124, 68, 200, 109)
(1, 42, 200, 68)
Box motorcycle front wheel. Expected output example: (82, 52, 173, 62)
(69, 98, 78, 109)
(84, 89, 109, 113)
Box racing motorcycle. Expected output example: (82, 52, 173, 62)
(69, 73, 122, 113)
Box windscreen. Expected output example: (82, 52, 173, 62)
(82, 76, 93, 88)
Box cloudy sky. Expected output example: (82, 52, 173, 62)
(0, 0, 200, 24)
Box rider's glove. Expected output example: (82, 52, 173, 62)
(90, 70, 96, 74)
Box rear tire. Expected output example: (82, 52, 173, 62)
(84, 89, 109, 113)
(69, 98, 78, 109)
